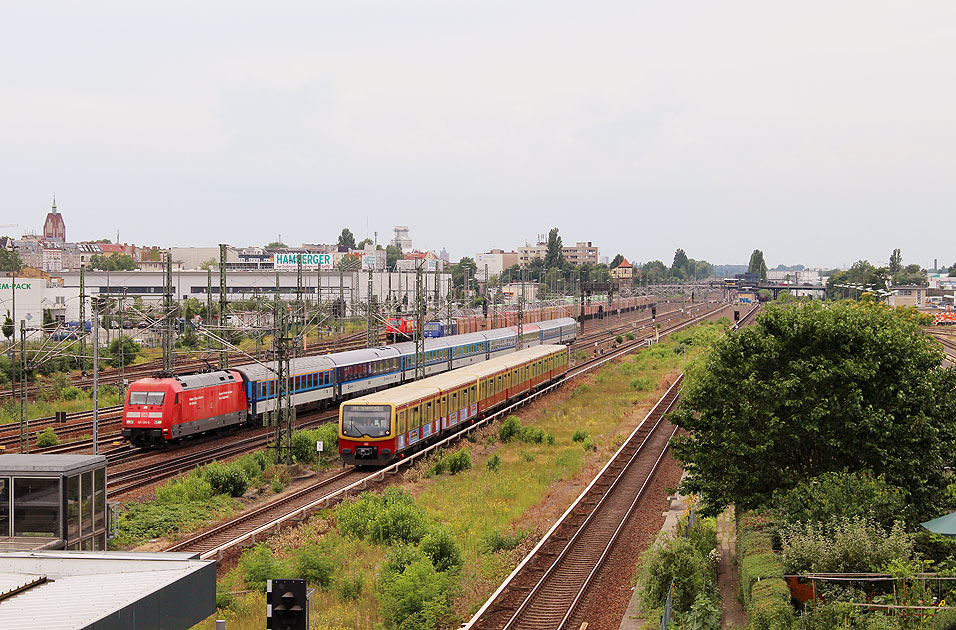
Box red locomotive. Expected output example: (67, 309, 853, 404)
(121, 370, 248, 447)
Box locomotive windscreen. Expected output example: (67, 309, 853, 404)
(341, 405, 391, 438)
(129, 391, 165, 406)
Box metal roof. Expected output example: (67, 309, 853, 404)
(0, 454, 107, 474)
(0, 550, 215, 630)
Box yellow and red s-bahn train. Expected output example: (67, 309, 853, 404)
(338, 344, 570, 465)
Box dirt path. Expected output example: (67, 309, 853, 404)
(718, 506, 747, 629)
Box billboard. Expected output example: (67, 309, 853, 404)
(273, 253, 332, 270)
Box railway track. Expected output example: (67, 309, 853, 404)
(157, 302, 733, 560)
(465, 378, 683, 630)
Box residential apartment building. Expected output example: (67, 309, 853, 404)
(475, 249, 519, 281)
(517, 239, 599, 266)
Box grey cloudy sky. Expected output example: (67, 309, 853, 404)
(2, 2, 954, 270)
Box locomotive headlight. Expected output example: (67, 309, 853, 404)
(153, 420, 163, 425)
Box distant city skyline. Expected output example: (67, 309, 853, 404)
(2, 3, 954, 270)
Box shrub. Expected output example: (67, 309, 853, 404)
(629, 377, 653, 391)
(338, 488, 429, 545)
(35, 427, 59, 448)
(446, 449, 471, 474)
(203, 462, 249, 497)
(294, 545, 335, 588)
(421, 527, 463, 573)
(636, 534, 714, 613)
(748, 578, 794, 630)
(615, 335, 624, 344)
(155, 473, 215, 503)
(521, 452, 535, 462)
(480, 529, 528, 554)
(379, 559, 454, 630)
(772, 471, 908, 529)
(680, 592, 721, 630)
(581, 437, 595, 451)
(546, 432, 555, 445)
(498, 416, 522, 442)
(486, 454, 501, 472)
(338, 575, 364, 601)
(738, 511, 794, 629)
(215, 587, 235, 611)
(61, 386, 86, 401)
(571, 384, 591, 398)
(271, 476, 285, 493)
(572, 429, 590, 443)
(239, 544, 291, 592)
(780, 517, 913, 574)
(626, 332, 635, 340)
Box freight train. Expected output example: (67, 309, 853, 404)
(122, 318, 577, 447)
(339, 344, 570, 466)
(386, 295, 654, 340)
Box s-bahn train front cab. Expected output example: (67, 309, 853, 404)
(339, 402, 396, 466)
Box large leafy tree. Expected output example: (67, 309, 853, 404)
(544, 228, 564, 269)
(385, 244, 403, 271)
(338, 228, 356, 250)
(89, 254, 137, 271)
(0, 248, 23, 273)
(610, 253, 625, 269)
(671, 302, 956, 520)
(106, 335, 141, 368)
(747, 249, 767, 281)
(671, 249, 689, 278)
(451, 257, 477, 290)
(889, 248, 902, 274)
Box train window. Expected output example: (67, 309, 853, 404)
(129, 391, 149, 405)
(398, 410, 406, 434)
(145, 392, 165, 406)
(341, 404, 391, 438)
(411, 405, 420, 427)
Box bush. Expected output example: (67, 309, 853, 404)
(615, 335, 624, 344)
(35, 427, 59, 448)
(498, 416, 522, 442)
(772, 471, 908, 529)
(155, 473, 215, 503)
(581, 437, 595, 451)
(518, 426, 546, 444)
(337, 488, 429, 545)
(338, 575, 364, 601)
(421, 527, 463, 573)
(629, 377, 653, 391)
(546, 432, 555, 445)
(239, 544, 290, 592)
(636, 534, 714, 613)
(626, 332, 635, 341)
(480, 529, 528, 554)
(780, 517, 913, 574)
(294, 545, 335, 588)
(61, 386, 86, 401)
(379, 559, 455, 630)
(572, 429, 590, 443)
(748, 578, 794, 630)
(738, 511, 794, 629)
(486, 454, 501, 472)
(380, 544, 431, 586)
(680, 592, 721, 630)
(446, 449, 471, 474)
(271, 476, 285, 493)
(203, 462, 249, 497)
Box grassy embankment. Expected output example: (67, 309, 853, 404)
(196, 318, 729, 630)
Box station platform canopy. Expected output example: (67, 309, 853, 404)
(0, 550, 215, 629)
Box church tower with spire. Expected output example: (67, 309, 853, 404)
(43, 195, 66, 242)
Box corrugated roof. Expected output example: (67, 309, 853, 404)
(0, 551, 214, 630)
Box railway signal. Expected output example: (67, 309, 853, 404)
(267, 579, 310, 630)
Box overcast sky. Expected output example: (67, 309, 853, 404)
(2, 2, 954, 270)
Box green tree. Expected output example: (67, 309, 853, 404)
(42, 309, 54, 330)
(0, 248, 23, 273)
(265, 241, 287, 249)
(671, 248, 689, 278)
(2, 311, 12, 340)
(641, 260, 668, 283)
(337, 228, 356, 250)
(671, 301, 956, 520)
(106, 336, 141, 368)
(356, 237, 372, 249)
(198, 258, 216, 270)
(451, 257, 477, 291)
(889, 248, 902, 274)
(949, 263, 956, 277)
(385, 244, 403, 271)
(544, 227, 564, 269)
(610, 253, 625, 269)
(89, 254, 137, 271)
(747, 249, 768, 281)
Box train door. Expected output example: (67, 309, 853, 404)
(398, 409, 407, 450)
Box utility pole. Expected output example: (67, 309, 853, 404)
(118, 290, 126, 404)
(19, 320, 27, 453)
(414, 261, 426, 381)
(517, 271, 524, 350)
(366, 265, 378, 348)
(219, 244, 228, 369)
(79, 264, 86, 372)
(92, 298, 100, 455)
(206, 268, 212, 353)
(272, 301, 293, 464)
(162, 253, 174, 373)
